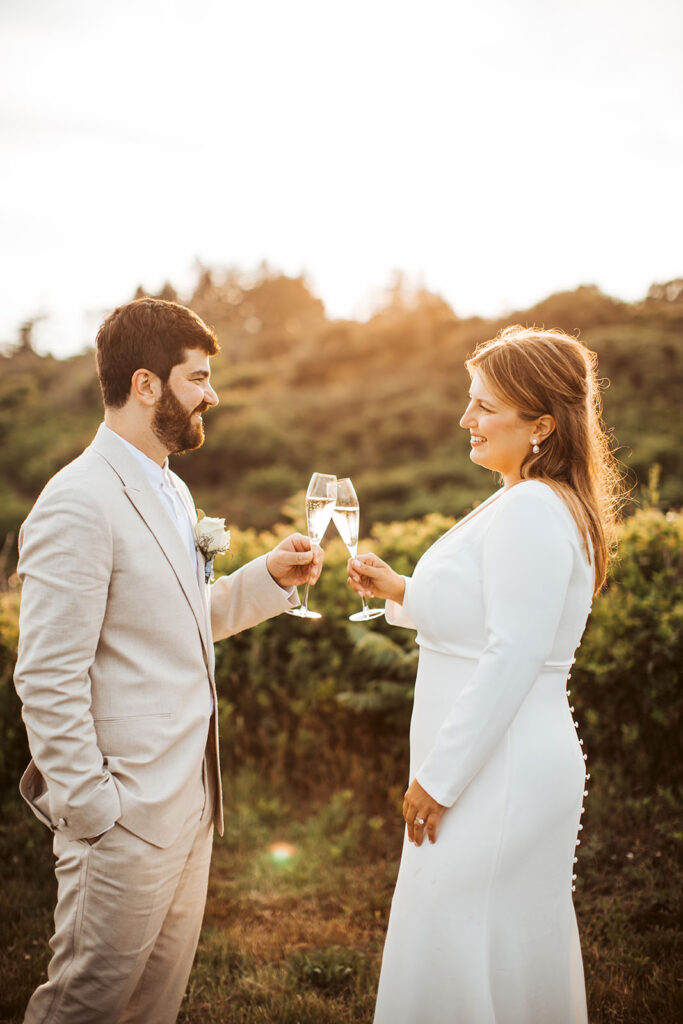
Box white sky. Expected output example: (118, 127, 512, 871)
(1, 0, 682, 356)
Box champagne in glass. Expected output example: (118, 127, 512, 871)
(306, 496, 337, 546)
(286, 472, 337, 619)
(333, 478, 384, 621)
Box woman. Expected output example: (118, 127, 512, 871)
(348, 326, 623, 1024)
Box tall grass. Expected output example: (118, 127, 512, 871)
(2, 764, 680, 1024)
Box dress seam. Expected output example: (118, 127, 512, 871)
(484, 728, 513, 1023)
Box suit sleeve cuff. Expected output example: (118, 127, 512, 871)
(53, 778, 122, 842)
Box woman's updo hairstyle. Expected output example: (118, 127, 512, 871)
(466, 325, 626, 592)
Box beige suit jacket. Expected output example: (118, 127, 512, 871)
(14, 423, 297, 847)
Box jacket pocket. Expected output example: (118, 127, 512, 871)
(19, 760, 52, 826)
(93, 713, 176, 761)
(93, 712, 173, 723)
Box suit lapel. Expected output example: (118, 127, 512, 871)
(166, 470, 218, 685)
(90, 425, 213, 668)
(123, 485, 211, 656)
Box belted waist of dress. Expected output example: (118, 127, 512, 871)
(416, 638, 575, 673)
(416, 638, 480, 660)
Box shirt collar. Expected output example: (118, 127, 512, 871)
(102, 424, 168, 490)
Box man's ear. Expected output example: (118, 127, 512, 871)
(130, 368, 162, 407)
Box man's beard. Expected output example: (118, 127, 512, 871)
(152, 383, 208, 454)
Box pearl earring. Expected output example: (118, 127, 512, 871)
(531, 439, 540, 454)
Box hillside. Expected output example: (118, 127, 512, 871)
(1, 273, 682, 551)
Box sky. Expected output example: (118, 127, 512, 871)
(1, 0, 682, 356)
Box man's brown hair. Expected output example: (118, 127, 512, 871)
(96, 298, 220, 408)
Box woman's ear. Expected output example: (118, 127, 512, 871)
(130, 368, 162, 407)
(534, 414, 556, 442)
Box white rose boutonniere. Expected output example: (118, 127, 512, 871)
(194, 510, 231, 583)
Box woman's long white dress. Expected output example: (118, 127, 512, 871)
(375, 481, 593, 1024)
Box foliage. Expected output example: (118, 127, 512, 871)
(0, 498, 680, 1022)
(1, 271, 682, 556)
(209, 504, 683, 811)
(571, 506, 683, 789)
(0, 582, 27, 797)
(2, 502, 679, 808)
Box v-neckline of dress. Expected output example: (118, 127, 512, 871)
(427, 486, 506, 554)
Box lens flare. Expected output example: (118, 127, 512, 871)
(268, 841, 296, 863)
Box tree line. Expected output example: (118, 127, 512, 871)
(1, 270, 682, 557)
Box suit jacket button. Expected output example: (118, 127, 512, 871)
(57, 817, 67, 829)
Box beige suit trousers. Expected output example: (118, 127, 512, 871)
(24, 773, 213, 1024)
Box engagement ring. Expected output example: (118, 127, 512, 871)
(415, 817, 425, 825)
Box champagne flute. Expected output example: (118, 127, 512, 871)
(333, 477, 384, 621)
(286, 472, 337, 619)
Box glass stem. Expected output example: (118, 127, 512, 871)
(349, 546, 367, 616)
(301, 534, 318, 611)
(301, 579, 312, 611)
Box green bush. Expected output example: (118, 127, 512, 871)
(0, 585, 28, 801)
(572, 507, 682, 789)
(210, 503, 683, 809)
(1, 503, 680, 812)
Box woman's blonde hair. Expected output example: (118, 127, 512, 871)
(466, 325, 626, 592)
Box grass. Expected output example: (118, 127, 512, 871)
(177, 784, 391, 1023)
(0, 768, 680, 1024)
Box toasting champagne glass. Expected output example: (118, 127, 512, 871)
(286, 472, 337, 619)
(333, 478, 384, 621)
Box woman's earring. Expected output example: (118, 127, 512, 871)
(531, 438, 540, 454)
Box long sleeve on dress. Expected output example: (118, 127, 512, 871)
(416, 489, 574, 807)
(384, 576, 416, 630)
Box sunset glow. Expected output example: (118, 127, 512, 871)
(1, 0, 681, 356)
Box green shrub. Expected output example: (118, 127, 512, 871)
(210, 503, 683, 812)
(1, 503, 680, 811)
(0, 584, 28, 802)
(572, 507, 682, 790)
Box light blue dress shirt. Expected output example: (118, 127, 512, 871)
(103, 426, 199, 573)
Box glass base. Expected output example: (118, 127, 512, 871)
(286, 606, 322, 619)
(349, 608, 384, 621)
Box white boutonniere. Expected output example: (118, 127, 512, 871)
(194, 510, 231, 583)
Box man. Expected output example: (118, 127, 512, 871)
(13, 298, 321, 1023)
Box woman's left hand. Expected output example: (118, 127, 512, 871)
(403, 778, 447, 846)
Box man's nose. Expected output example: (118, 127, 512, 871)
(205, 384, 219, 407)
